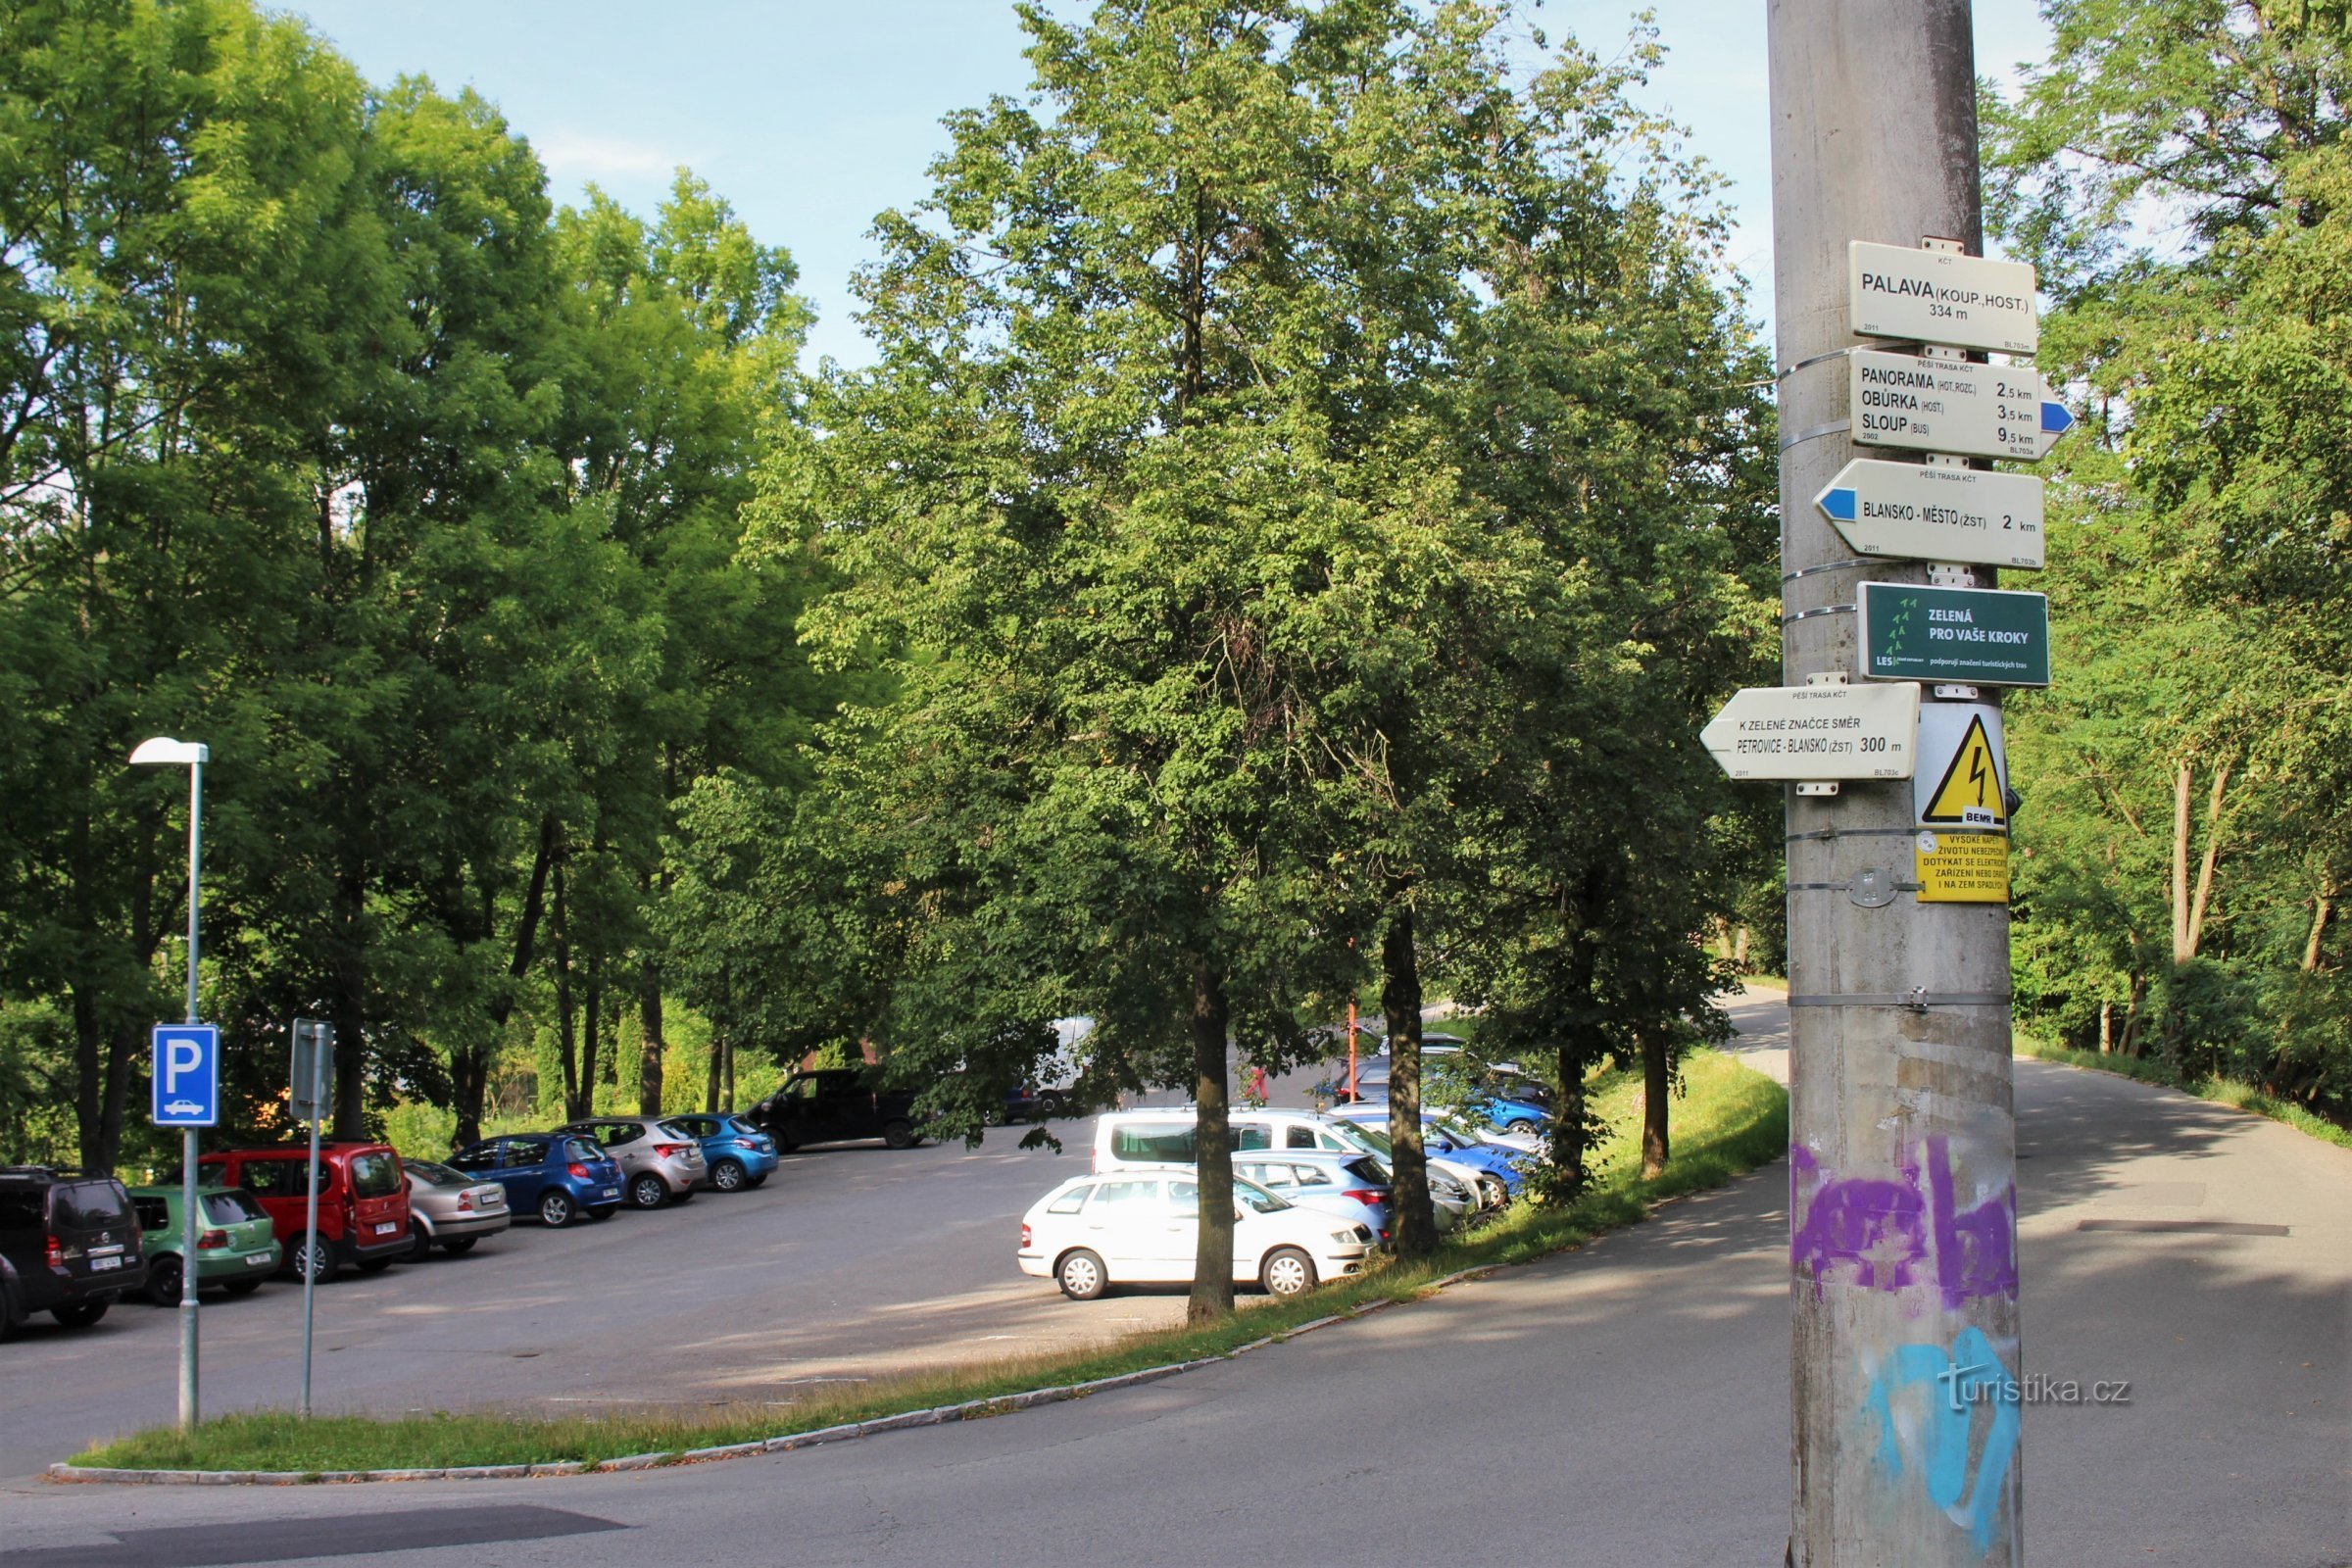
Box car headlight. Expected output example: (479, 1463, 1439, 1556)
(1332, 1230, 1360, 1245)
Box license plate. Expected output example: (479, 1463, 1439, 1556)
(600, 1187, 618, 1199)
(244, 1252, 270, 1267)
(372, 1221, 398, 1235)
(90, 1255, 122, 1271)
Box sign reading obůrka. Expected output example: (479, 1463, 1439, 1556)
(1858, 581, 2050, 688)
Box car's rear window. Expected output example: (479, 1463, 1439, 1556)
(1110, 1122, 1195, 1162)
(202, 1191, 265, 1225)
(51, 1181, 129, 1229)
(564, 1138, 602, 1162)
(1046, 1184, 1093, 1214)
(132, 1196, 171, 1231)
(1342, 1157, 1387, 1185)
(404, 1160, 460, 1186)
(0, 1191, 42, 1230)
(347, 1152, 403, 1199)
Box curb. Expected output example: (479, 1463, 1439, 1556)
(44, 1287, 1447, 1488)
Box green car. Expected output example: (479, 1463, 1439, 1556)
(125, 1186, 280, 1305)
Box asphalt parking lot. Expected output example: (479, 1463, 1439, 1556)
(0, 1115, 1161, 1480)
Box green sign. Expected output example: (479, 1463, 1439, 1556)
(1858, 582, 2050, 688)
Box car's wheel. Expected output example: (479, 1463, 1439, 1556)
(52, 1300, 109, 1329)
(406, 1222, 434, 1263)
(628, 1173, 668, 1209)
(356, 1255, 394, 1274)
(289, 1231, 338, 1283)
(143, 1254, 185, 1306)
(710, 1159, 746, 1192)
(1261, 1247, 1318, 1298)
(1055, 1249, 1107, 1300)
(537, 1190, 575, 1227)
(442, 1237, 478, 1256)
(881, 1118, 916, 1150)
(221, 1277, 263, 1297)
(1037, 1092, 1064, 1118)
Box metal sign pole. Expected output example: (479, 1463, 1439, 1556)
(178, 755, 203, 1432)
(298, 1019, 326, 1417)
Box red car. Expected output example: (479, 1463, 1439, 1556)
(196, 1144, 411, 1282)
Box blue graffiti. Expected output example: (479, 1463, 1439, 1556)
(1866, 1326, 2021, 1556)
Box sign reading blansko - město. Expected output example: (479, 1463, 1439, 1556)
(1849, 241, 2038, 356)
(1815, 459, 2046, 569)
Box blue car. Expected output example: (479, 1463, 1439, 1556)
(1469, 1095, 1551, 1136)
(1329, 1106, 1529, 1198)
(663, 1112, 780, 1193)
(447, 1133, 623, 1227)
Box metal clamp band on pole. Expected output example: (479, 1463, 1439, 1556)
(1782, 558, 1877, 584)
(1779, 416, 1852, 452)
(1787, 827, 1925, 842)
(1775, 344, 1859, 380)
(1780, 603, 1855, 625)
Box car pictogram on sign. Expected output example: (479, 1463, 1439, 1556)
(164, 1098, 203, 1117)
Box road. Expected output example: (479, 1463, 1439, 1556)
(4, 991, 2347, 1566)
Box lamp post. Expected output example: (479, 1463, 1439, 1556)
(130, 735, 207, 1432)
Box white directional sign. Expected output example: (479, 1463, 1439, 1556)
(1815, 459, 2046, 569)
(1850, 351, 2068, 462)
(1701, 681, 1920, 782)
(1850, 241, 2038, 356)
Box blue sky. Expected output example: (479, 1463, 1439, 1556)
(284, 2, 2053, 368)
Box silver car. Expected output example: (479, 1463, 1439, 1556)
(401, 1159, 512, 1259)
(557, 1117, 707, 1208)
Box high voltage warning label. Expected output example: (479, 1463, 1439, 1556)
(1920, 713, 2006, 828)
(1916, 831, 2010, 903)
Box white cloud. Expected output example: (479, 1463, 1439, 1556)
(534, 130, 686, 181)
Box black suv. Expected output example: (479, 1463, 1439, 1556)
(749, 1069, 924, 1152)
(0, 1166, 148, 1338)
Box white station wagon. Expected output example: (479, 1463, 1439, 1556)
(1018, 1171, 1371, 1300)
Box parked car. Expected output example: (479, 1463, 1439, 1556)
(556, 1116, 707, 1208)
(1017, 1170, 1372, 1300)
(447, 1134, 622, 1227)
(662, 1112, 779, 1193)
(126, 1185, 277, 1303)
(1327, 1105, 1527, 1199)
(399, 1159, 513, 1260)
(1230, 1151, 1399, 1242)
(749, 1068, 924, 1152)
(0, 1166, 146, 1336)
(1094, 1106, 1491, 1216)
(197, 1144, 411, 1282)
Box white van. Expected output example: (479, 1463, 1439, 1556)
(1091, 1107, 1491, 1213)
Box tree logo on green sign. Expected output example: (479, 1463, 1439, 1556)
(1882, 593, 1918, 659)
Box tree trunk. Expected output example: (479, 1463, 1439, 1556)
(638, 961, 665, 1114)
(1186, 955, 1236, 1325)
(2184, 760, 2230, 960)
(2098, 1000, 2113, 1054)
(581, 953, 603, 1119)
(1552, 1041, 1592, 1196)
(71, 981, 105, 1173)
(2171, 761, 2192, 964)
(454, 813, 557, 1148)
(1640, 1027, 1670, 1180)
(331, 855, 368, 1141)
(1380, 897, 1437, 1258)
(724, 1025, 736, 1111)
(705, 1023, 723, 1114)
(1733, 924, 1751, 969)
(2306, 882, 2334, 972)
(553, 861, 581, 1120)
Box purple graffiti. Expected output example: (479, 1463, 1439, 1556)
(1790, 1137, 2016, 1307)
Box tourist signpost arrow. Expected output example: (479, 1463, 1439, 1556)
(1700, 680, 1920, 782)
(1814, 459, 2045, 568)
(1849, 350, 2066, 462)
(1849, 240, 2038, 355)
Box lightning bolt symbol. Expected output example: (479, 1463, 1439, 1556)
(1970, 746, 1989, 806)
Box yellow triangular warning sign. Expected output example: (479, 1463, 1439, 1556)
(1921, 713, 2006, 827)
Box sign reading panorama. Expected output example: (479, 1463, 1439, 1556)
(1848, 350, 2063, 462)
(1849, 241, 2038, 355)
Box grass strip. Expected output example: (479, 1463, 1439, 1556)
(73, 1049, 1788, 1476)
(2012, 1034, 2352, 1152)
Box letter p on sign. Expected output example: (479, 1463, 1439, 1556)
(152, 1024, 220, 1127)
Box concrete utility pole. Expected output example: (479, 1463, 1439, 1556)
(1769, 4, 2024, 1564)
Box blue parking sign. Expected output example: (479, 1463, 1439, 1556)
(152, 1024, 220, 1127)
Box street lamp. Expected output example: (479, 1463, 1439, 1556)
(129, 735, 207, 1431)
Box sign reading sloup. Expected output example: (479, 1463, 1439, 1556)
(1858, 581, 2050, 688)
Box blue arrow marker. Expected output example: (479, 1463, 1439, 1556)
(2040, 399, 2074, 436)
(1817, 484, 1858, 522)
